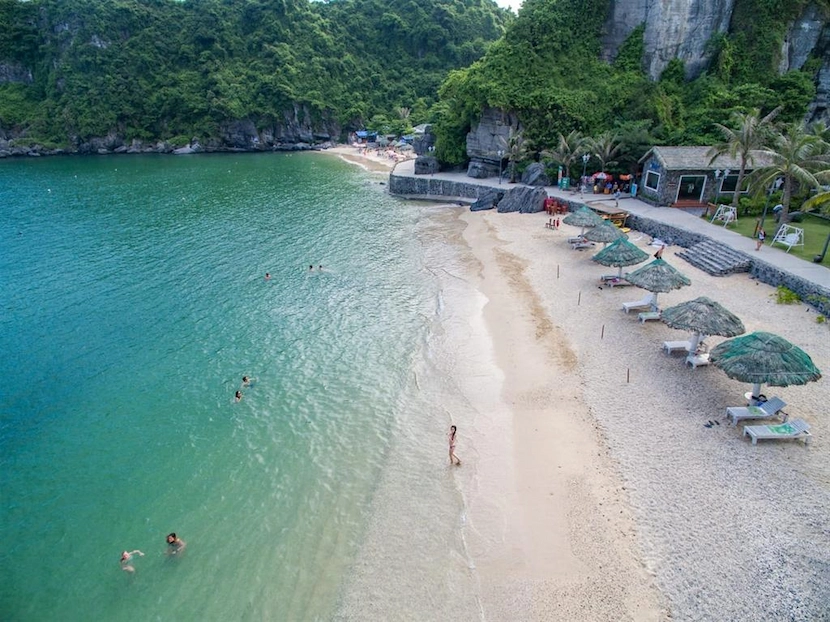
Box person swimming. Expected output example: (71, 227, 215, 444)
(120, 549, 144, 573)
(265, 272, 271, 280)
(235, 390, 242, 402)
(242, 376, 250, 387)
(166, 533, 186, 555)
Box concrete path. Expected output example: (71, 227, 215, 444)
(390, 159, 830, 291)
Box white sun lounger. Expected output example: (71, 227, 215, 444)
(743, 419, 811, 445)
(685, 352, 710, 368)
(622, 293, 656, 313)
(663, 340, 692, 354)
(638, 310, 661, 323)
(726, 397, 787, 426)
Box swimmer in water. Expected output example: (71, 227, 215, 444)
(120, 549, 144, 573)
(235, 390, 242, 402)
(242, 376, 250, 387)
(166, 533, 186, 555)
(265, 272, 271, 281)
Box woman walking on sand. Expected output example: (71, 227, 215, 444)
(448, 425, 461, 466)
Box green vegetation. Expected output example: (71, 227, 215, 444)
(724, 213, 830, 264)
(432, 0, 823, 166)
(0, 0, 512, 145)
(775, 285, 801, 304)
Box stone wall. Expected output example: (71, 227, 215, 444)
(388, 173, 494, 201)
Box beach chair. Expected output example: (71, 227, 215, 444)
(663, 340, 692, 355)
(606, 277, 632, 288)
(685, 352, 710, 368)
(638, 310, 661, 323)
(622, 293, 656, 314)
(726, 397, 787, 426)
(743, 419, 811, 445)
(567, 235, 586, 244)
(571, 240, 595, 250)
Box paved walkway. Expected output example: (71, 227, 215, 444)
(391, 159, 830, 291)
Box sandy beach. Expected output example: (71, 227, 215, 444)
(330, 145, 830, 620)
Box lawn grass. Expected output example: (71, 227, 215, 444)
(707, 211, 830, 265)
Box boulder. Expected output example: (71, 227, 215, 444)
(497, 186, 547, 214)
(470, 189, 503, 212)
(414, 155, 439, 175)
(521, 162, 551, 186)
(466, 160, 492, 179)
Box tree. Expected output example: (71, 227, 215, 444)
(506, 128, 530, 183)
(588, 131, 623, 172)
(707, 107, 780, 209)
(540, 130, 586, 181)
(751, 122, 829, 229)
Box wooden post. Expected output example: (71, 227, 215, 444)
(577, 291, 581, 306)
(627, 368, 630, 383)
(601, 324, 605, 340)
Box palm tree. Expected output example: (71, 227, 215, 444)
(802, 158, 830, 263)
(540, 130, 586, 182)
(588, 131, 623, 173)
(506, 129, 531, 183)
(751, 122, 829, 229)
(707, 107, 781, 209)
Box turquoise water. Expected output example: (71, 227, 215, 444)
(0, 154, 474, 620)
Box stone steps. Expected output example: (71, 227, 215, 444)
(677, 239, 752, 276)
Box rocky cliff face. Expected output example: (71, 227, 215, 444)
(601, 0, 736, 79)
(602, 0, 829, 88)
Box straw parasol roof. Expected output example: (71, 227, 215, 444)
(709, 331, 821, 398)
(625, 258, 691, 293)
(563, 206, 604, 229)
(661, 297, 745, 337)
(661, 296, 745, 354)
(592, 238, 649, 279)
(584, 221, 628, 244)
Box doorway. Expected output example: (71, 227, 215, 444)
(676, 175, 707, 203)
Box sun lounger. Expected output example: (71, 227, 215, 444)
(726, 397, 787, 426)
(567, 235, 586, 244)
(622, 293, 656, 313)
(663, 340, 692, 354)
(685, 352, 710, 368)
(571, 240, 595, 250)
(605, 277, 632, 288)
(638, 310, 661, 323)
(743, 418, 811, 445)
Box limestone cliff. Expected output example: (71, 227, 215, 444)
(601, 0, 829, 100)
(601, 0, 735, 79)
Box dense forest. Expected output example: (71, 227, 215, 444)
(0, 0, 511, 147)
(0, 0, 827, 162)
(432, 0, 826, 166)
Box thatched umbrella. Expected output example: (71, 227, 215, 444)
(592, 238, 649, 278)
(624, 258, 691, 306)
(661, 296, 745, 354)
(709, 331, 821, 400)
(584, 221, 627, 246)
(563, 206, 604, 235)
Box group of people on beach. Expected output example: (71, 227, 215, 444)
(120, 533, 186, 573)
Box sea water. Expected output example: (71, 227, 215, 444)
(0, 153, 482, 620)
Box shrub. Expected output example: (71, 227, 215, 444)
(775, 286, 800, 304)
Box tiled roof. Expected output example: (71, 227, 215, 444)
(639, 146, 770, 170)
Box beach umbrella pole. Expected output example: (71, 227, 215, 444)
(751, 382, 762, 400)
(689, 333, 702, 354)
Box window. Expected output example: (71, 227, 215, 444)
(645, 170, 660, 191)
(719, 174, 747, 194)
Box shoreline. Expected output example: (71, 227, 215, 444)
(335, 146, 829, 619)
(469, 211, 828, 620)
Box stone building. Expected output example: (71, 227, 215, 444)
(637, 146, 769, 208)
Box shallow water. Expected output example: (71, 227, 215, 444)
(0, 153, 476, 620)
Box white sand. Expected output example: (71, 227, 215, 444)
(330, 146, 830, 620)
(467, 209, 829, 621)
